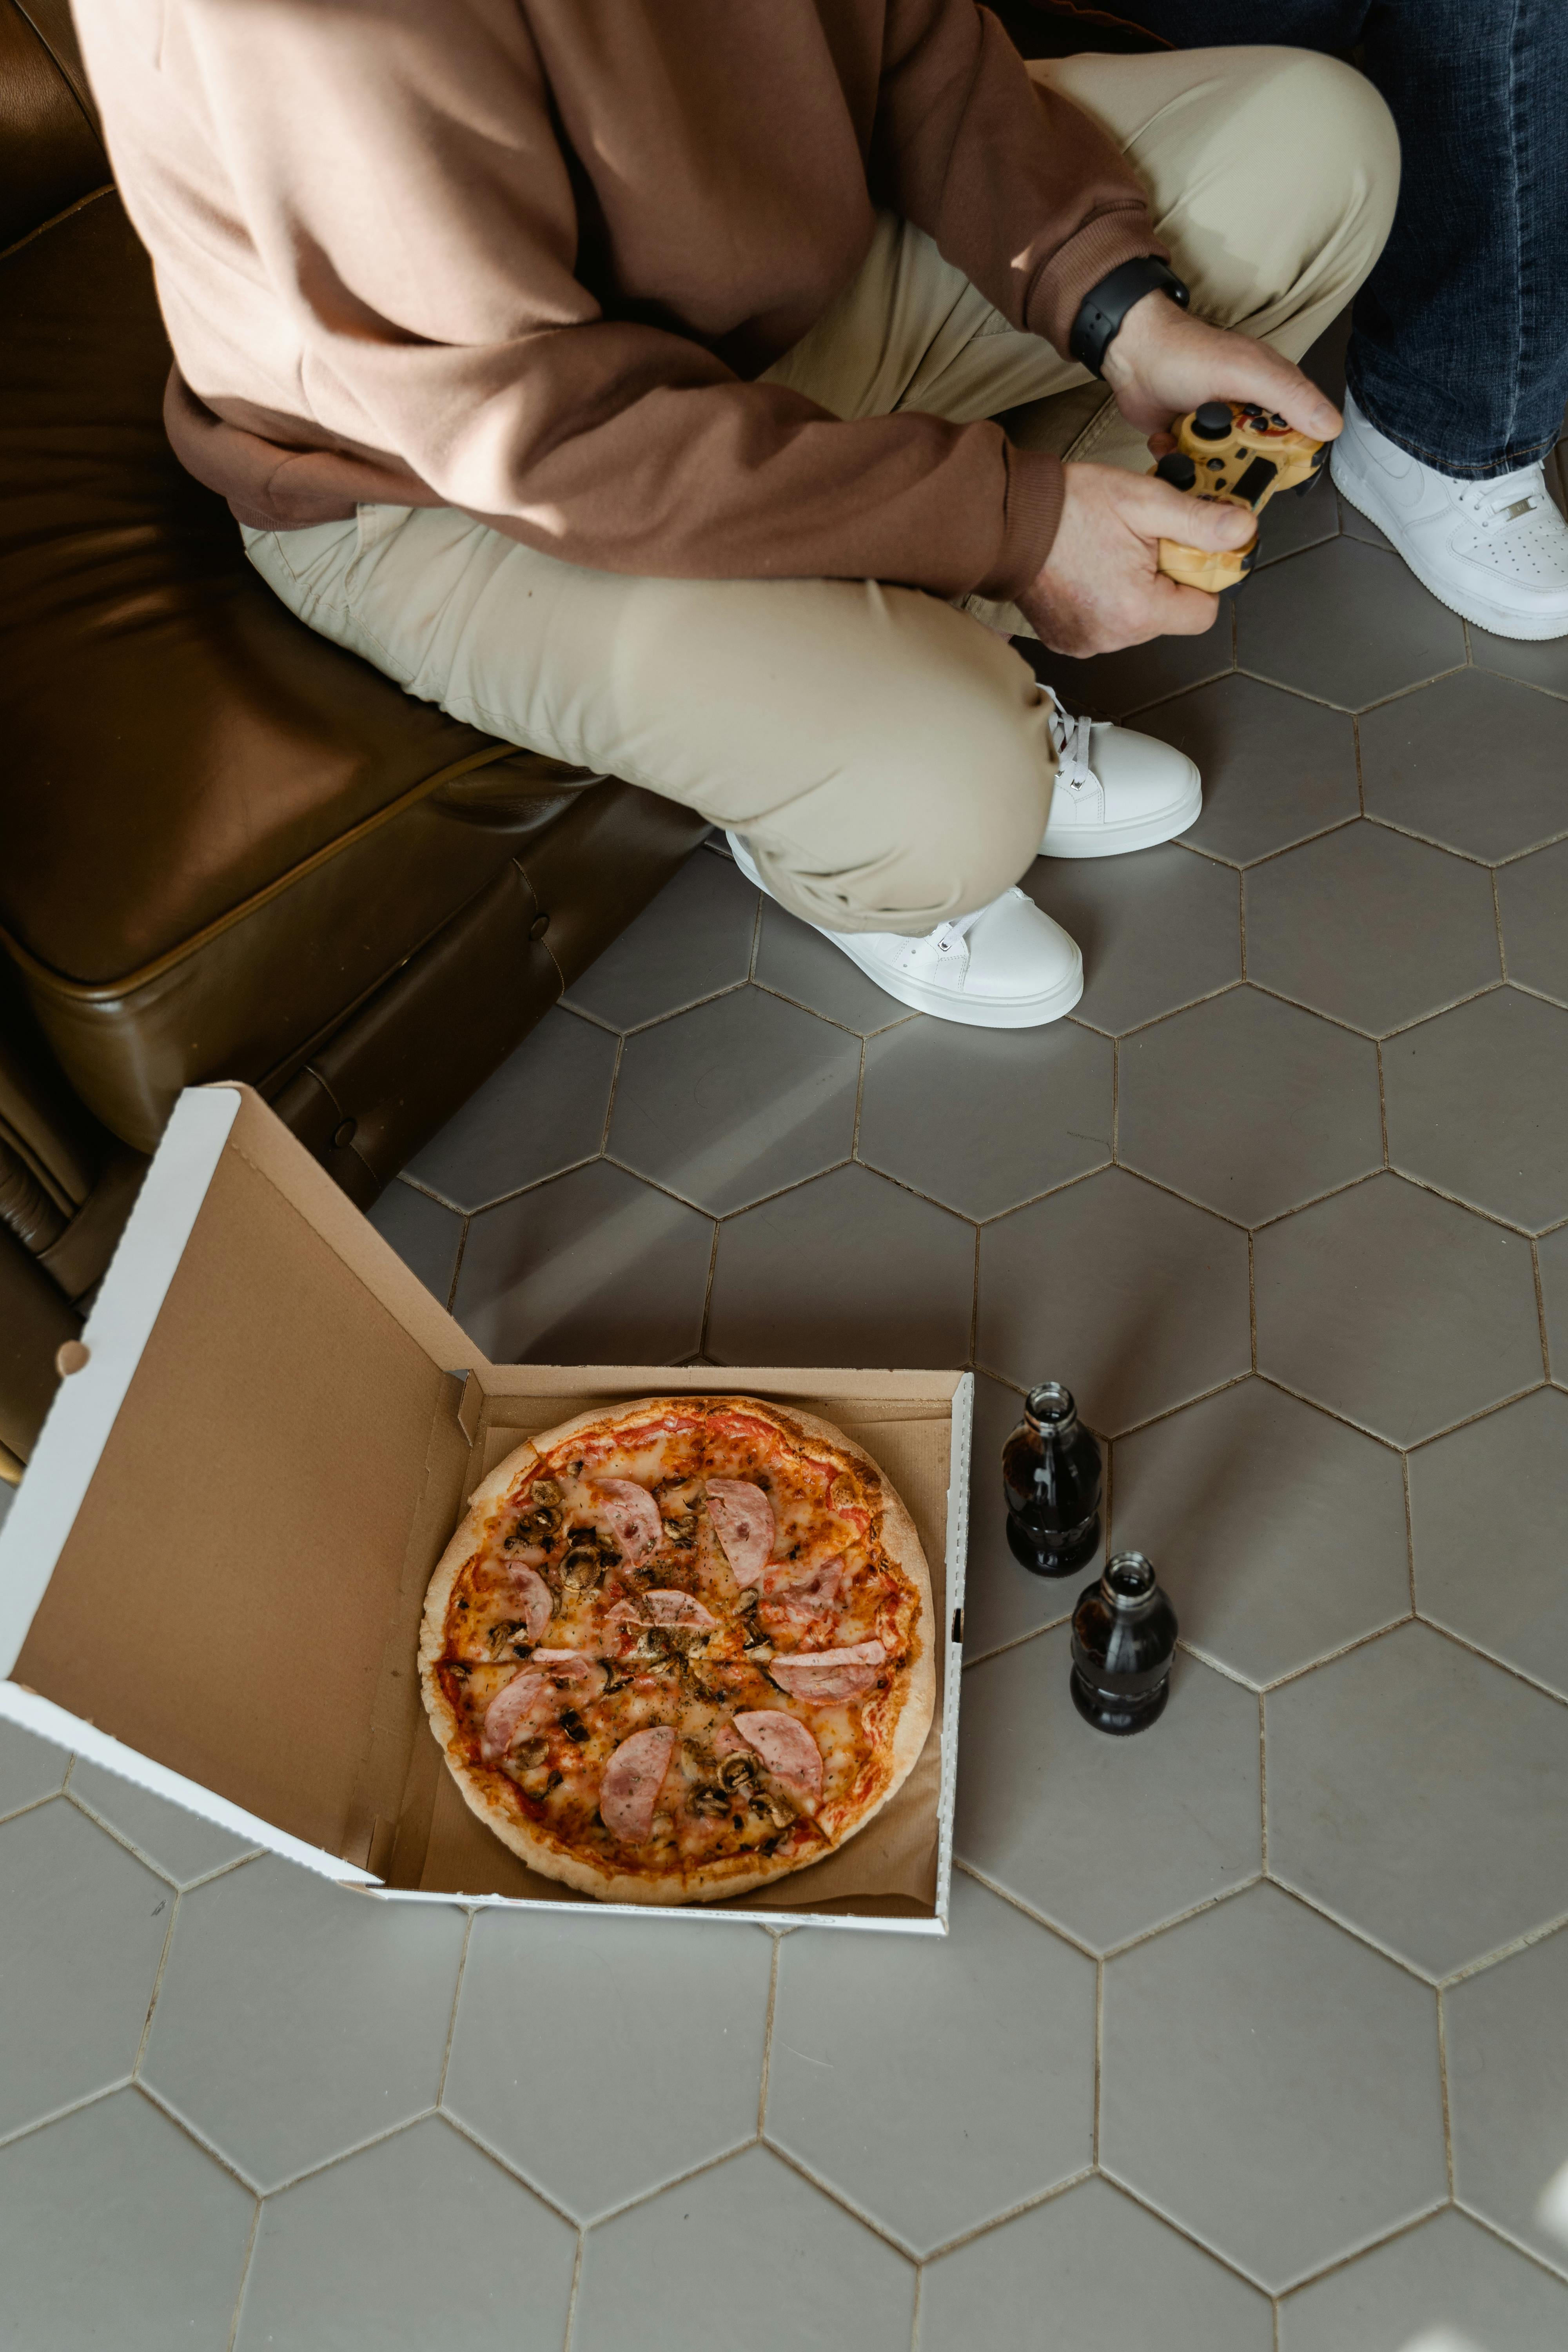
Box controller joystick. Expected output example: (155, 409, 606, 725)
(1152, 400, 1327, 594)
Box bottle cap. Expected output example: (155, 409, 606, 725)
(1103, 1551, 1158, 1609)
(1024, 1382, 1077, 1431)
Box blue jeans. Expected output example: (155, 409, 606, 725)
(1038, 0, 1568, 478)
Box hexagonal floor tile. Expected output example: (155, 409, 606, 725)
(766, 1872, 1094, 2253)
(573, 2144, 916, 2352)
(920, 2175, 1273, 2352)
(1245, 824, 1500, 1038)
(0, 2089, 255, 2352)
(235, 2117, 576, 2352)
(958, 1624, 1260, 1951)
(1100, 1883, 1446, 2291)
(367, 1179, 465, 1308)
(608, 988, 859, 1215)
(961, 1372, 1096, 1664)
(444, 1911, 771, 2221)
(1118, 989, 1381, 1227)
(1024, 847, 1241, 1036)
(1255, 472, 1340, 568)
(977, 1169, 1252, 1437)
(857, 1018, 1111, 1220)
(1359, 670, 1568, 864)
(0, 1800, 170, 2138)
(454, 1160, 713, 1364)
(141, 1858, 467, 2190)
(1267, 1622, 1568, 1979)
(1384, 989, 1568, 1232)
(1279, 2206, 1568, 2350)
(1472, 622, 1568, 702)
(1135, 675, 1359, 869)
(1412, 1389, 1568, 1699)
(1111, 1380, 1409, 1688)
(1499, 837, 1568, 1005)
(1446, 1924, 1568, 2281)
(1238, 537, 1466, 710)
(562, 847, 757, 1030)
(0, 1719, 68, 1819)
(69, 1761, 258, 1886)
(1542, 1223, 1568, 1377)
(1253, 1174, 1542, 1445)
(1022, 608, 1235, 722)
(753, 896, 914, 1035)
(706, 1164, 973, 1368)
(403, 1007, 619, 1210)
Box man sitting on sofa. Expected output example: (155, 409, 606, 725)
(73, 2, 1396, 1031)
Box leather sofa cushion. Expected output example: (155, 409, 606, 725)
(0, 0, 105, 251)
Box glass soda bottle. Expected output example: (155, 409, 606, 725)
(1001, 1382, 1102, 1577)
(1069, 1552, 1178, 1735)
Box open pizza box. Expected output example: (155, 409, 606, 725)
(0, 1084, 970, 1935)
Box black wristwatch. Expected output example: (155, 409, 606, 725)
(1069, 257, 1190, 378)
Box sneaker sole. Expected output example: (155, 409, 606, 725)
(828, 934, 1085, 1028)
(727, 836, 1084, 1029)
(1331, 455, 1568, 643)
(1039, 766, 1202, 859)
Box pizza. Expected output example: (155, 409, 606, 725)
(419, 1395, 936, 1904)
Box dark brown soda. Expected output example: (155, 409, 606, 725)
(1002, 1382, 1102, 1577)
(1069, 1551, 1178, 1735)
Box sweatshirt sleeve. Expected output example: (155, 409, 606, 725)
(875, 0, 1168, 352)
(166, 0, 1071, 599)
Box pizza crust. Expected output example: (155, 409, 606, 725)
(418, 1395, 937, 1904)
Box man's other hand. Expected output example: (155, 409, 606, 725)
(1015, 463, 1254, 657)
(1103, 289, 1341, 447)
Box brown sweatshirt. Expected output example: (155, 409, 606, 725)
(72, 1, 1162, 600)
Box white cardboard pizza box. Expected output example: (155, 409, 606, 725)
(0, 1083, 970, 1934)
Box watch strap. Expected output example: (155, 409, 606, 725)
(1069, 257, 1191, 378)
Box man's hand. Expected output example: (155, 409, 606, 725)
(1103, 289, 1341, 448)
(1015, 462, 1254, 657)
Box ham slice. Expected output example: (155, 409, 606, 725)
(761, 1555, 842, 1604)
(711, 1720, 749, 1760)
(592, 1479, 662, 1563)
(642, 1591, 718, 1628)
(733, 1710, 823, 1805)
(479, 1668, 548, 1763)
(768, 1639, 887, 1705)
(601, 1726, 676, 1843)
(499, 1562, 553, 1641)
(530, 1650, 608, 1700)
(705, 1480, 775, 1585)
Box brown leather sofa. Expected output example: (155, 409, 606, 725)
(0, 0, 708, 1480)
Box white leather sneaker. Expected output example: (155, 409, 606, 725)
(726, 835, 1082, 1028)
(1332, 391, 1568, 641)
(1038, 687, 1201, 858)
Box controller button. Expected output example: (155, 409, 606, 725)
(1192, 401, 1233, 439)
(1241, 404, 1263, 417)
(1155, 451, 1198, 490)
(1269, 413, 1288, 427)
(1207, 457, 1226, 472)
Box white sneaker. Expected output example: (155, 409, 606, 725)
(1038, 687, 1201, 858)
(726, 836, 1082, 1028)
(1331, 391, 1568, 641)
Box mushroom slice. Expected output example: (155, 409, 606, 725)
(601, 1726, 677, 1843)
(705, 1480, 776, 1586)
(733, 1710, 824, 1806)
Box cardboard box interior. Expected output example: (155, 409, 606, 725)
(2, 1087, 966, 1927)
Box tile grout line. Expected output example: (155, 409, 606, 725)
(757, 1932, 782, 2137)
(1531, 1235, 1553, 1382)
(1091, 1958, 1103, 2168)
(131, 1886, 181, 2075)
(915, 2164, 1097, 2267)
(696, 1215, 722, 1359)
(1455, 2198, 1568, 2285)
(559, 2227, 587, 2352)
(0, 2079, 132, 2157)
(446, 1213, 470, 1316)
(221, 2193, 263, 2352)
(1435, 1985, 1457, 2200)
(1258, 1691, 1269, 1876)
(435, 1909, 474, 2107)
(1400, 1451, 1417, 1616)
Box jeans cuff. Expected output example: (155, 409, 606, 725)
(1345, 347, 1562, 482)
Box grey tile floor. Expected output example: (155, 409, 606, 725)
(6, 463, 1568, 2352)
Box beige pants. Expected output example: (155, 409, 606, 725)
(245, 47, 1398, 934)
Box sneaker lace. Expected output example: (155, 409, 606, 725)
(1457, 465, 1550, 530)
(1041, 687, 1096, 789)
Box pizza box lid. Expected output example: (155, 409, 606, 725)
(0, 1084, 970, 1933)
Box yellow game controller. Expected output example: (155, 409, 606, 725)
(1153, 401, 1328, 593)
